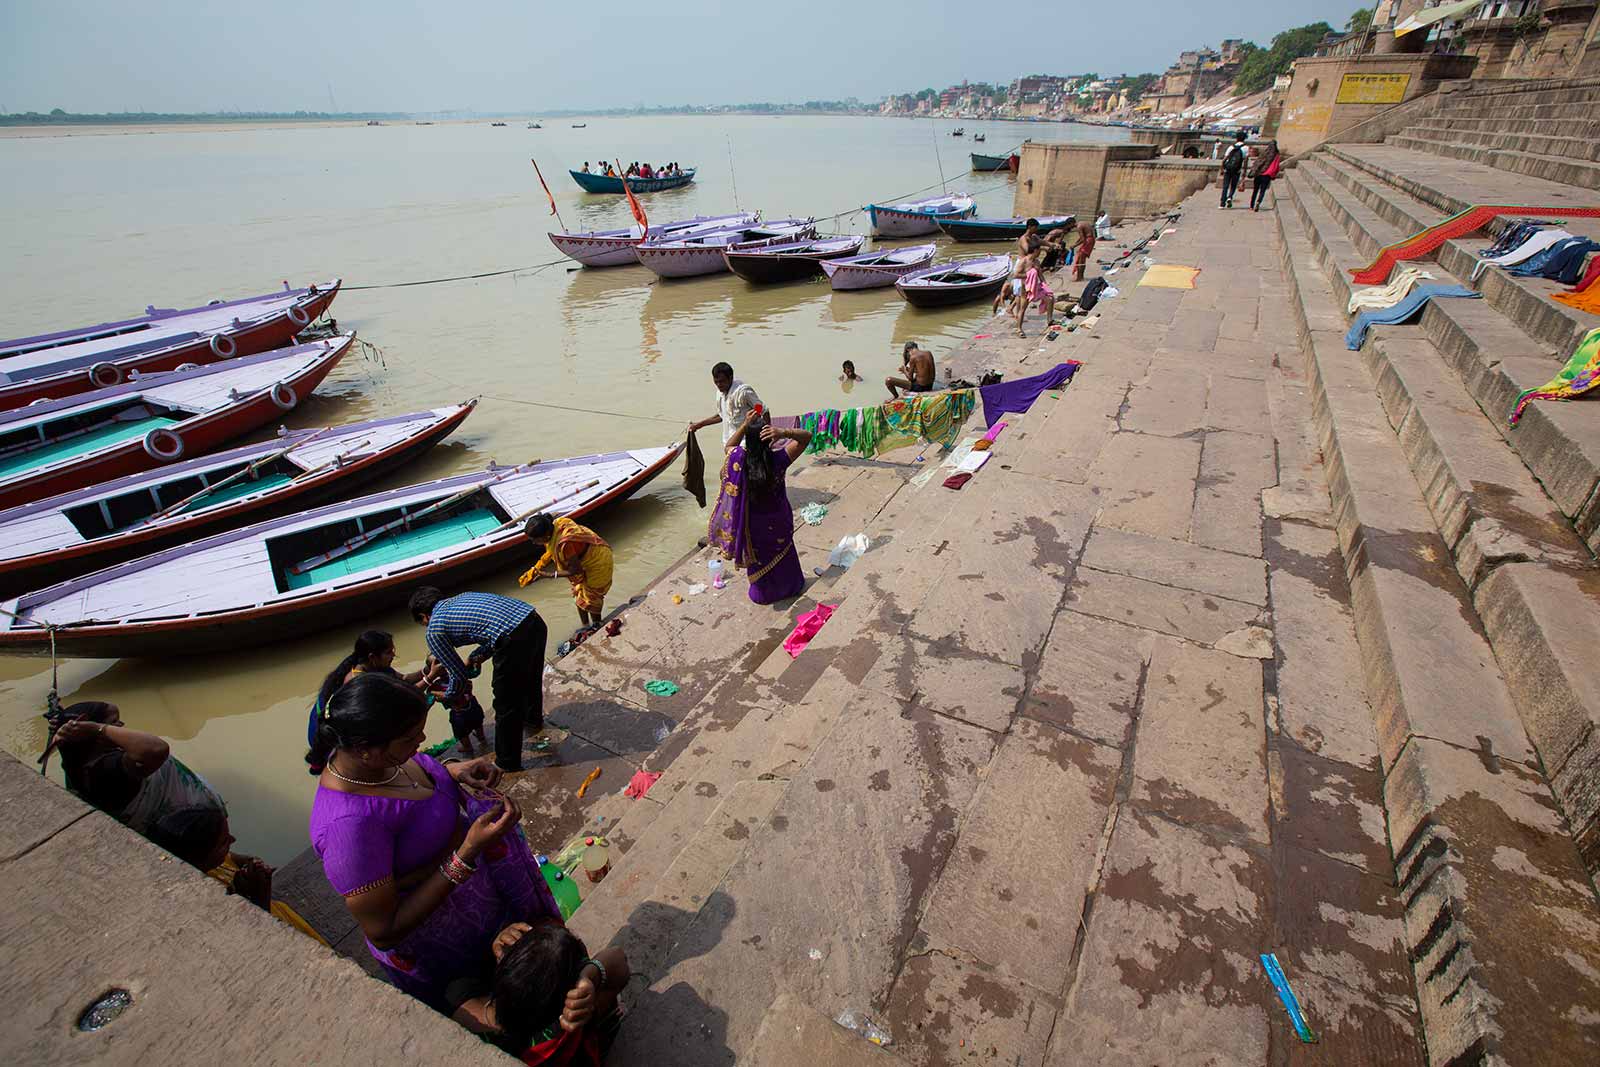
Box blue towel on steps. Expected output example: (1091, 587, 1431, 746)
(1345, 284, 1482, 350)
(1509, 238, 1600, 283)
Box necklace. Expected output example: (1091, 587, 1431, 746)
(325, 758, 404, 788)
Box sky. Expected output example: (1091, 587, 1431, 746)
(0, 0, 1360, 114)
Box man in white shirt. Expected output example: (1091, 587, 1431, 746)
(688, 361, 763, 446)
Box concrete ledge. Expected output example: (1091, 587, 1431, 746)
(0, 750, 512, 1066)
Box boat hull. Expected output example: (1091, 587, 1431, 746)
(970, 153, 1009, 172)
(0, 283, 340, 411)
(866, 201, 976, 237)
(896, 256, 1014, 308)
(937, 216, 1073, 242)
(724, 240, 865, 285)
(898, 275, 1009, 307)
(569, 169, 695, 194)
(0, 445, 681, 657)
(820, 244, 937, 291)
(0, 338, 352, 511)
(547, 213, 757, 267)
(639, 225, 818, 279)
(0, 403, 473, 598)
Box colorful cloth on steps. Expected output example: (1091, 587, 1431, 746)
(1350, 205, 1600, 285)
(782, 390, 977, 459)
(1471, 228, 1573, 281)
(1506, 237, 1599, 282)
(1563, 254, 1600, 295)
(782, 603, 836, 657)
(943, 472, 973, 490)
(1552, 283, 1600, 315)
(971, 420, 1009, 451)
(978, 362, 1080, 427)
(1510, 327, 1600, 425)
(1346, 266, 1434, 314)
(1344, 285, 1482, 350)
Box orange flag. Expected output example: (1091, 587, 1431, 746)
(615, 158, 649, 241)
(530, 158, 559, 216)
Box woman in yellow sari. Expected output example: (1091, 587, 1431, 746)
(519, 514, 614, 635)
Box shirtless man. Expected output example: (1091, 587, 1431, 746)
(1016, 218, 1043, 259)
(887, 341, 935, 398)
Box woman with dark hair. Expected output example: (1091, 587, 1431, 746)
(706, 407, 813, 605)
(40, 700, 224, 835)
(1249, 141, 1282, 212)
(519, 512, 614, 637)
(306, 630, 450, 748)
(307, 672, 576, 1010)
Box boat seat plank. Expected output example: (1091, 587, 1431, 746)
(285, 507, 502, 590)
(143, 354, 317, 408)
(0, 512, 83, 561)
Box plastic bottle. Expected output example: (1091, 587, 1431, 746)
(708, 558, 725, 589)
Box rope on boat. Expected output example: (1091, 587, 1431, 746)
(405, 360, 681, 427)
(342, 257, 572, 291)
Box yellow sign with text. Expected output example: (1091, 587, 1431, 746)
(1336, 72, 1412, 105)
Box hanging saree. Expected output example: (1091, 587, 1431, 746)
(1509, 327, 1600, 425)
(785, 390, 978, 460)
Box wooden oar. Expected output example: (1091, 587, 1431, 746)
(488, 477, 603, 534)
(131, 428, 340, 527)
(286, 464, 534, 577)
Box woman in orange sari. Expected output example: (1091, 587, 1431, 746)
(519, 514, 614, 635)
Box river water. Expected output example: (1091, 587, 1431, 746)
(0, 114, 1127, 861)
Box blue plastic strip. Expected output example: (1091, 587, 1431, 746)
(1261, 952, 1318, 1044)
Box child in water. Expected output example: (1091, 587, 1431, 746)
(840, 360, 864, 387)
(454, 921, 630, 1065)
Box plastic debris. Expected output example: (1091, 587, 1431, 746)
(835, 1010, 892, 1047)
(798, 501, 830, 526)
(1261, 953, 1318, 1044)
(574, 766, 602, 798)
(643, 679, 680, 697)
(808, 948, 823, 961)
(654, 722, 672, 742)
(672, 594, 683, 604)
(827, 533, 870, 570)
(686, 582, 707, 596)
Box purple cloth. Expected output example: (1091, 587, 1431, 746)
(707, 443, 805, 605)
(978, 362, 1080, 427)
(309, 754, 560, 1007)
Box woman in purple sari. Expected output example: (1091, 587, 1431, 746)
(707, 408, 813, 604)
(307, 673, 597, 1019)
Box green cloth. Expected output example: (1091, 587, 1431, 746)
(0, 415, 179, 478)
(798, 391, 975, 459)
(643, 679, 680, 696)
(284, 507, 502, 590)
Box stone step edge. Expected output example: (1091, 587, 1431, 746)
(1402, 124, 1600, 163)
(1386, 134, 1600, 192)
(1275, 190, 1600, 1067)
(1292, 156, 1600, 552)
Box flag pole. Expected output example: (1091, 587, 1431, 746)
(615, 158, 650, 242)
(530, 158, 568, 231)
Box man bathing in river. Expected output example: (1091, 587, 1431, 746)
(887, 341, 935, 397)
(688, 361, 763, 446)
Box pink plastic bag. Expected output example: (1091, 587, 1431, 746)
(782, 603, 837, 657)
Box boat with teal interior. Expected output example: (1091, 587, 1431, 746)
(569, 168, 695, 194)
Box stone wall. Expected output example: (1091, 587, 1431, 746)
(1274, 53, 1478, 156)
(0, 749, 513, 1065)
(1103, 159, 1222, 220)
(1012, 142, 1160, 219)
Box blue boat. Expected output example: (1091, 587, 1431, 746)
(936, 214, 1074, 242)
(569, 168, 695, 194)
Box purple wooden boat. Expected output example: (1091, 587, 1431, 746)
(0, 443, 683, 657)
(864, 194, 975, 237)
(896, 254, 1014, 308)
(723, 236, 867, 284)
(548, 211, 758, 267)
(820, 243, 938, 291)
(637, 219, 818, 279)
(0, 402, 476, 597)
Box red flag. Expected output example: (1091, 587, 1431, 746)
(530, 158, 559, 216)
(615, 158, 649, 241)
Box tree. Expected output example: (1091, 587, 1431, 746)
(1347, 8, 1374, 33)
(1234, 21, 1334, 93)
(49, 107, 66, 116)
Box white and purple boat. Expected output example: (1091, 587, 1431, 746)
(820, 243, 938, 291)
(864, 193, 976, 237)
(637, 218, 817, 280)
(723, 236, 867, 285)
(548, 211, 758, 267)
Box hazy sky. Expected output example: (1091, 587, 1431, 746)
(2, 0, 1359, 113)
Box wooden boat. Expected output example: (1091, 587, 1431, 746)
(936, 214, 1074, 242)
(970, 152, 1010, 172)
(896, 255, 1014, 308)
(491, 122, 508, 127)
(952, 128, 965, 137)
(0, 281, 341, 411)
(571, 123, 587, 128)
(864, 194, 975, 237)
(0, 336, 352, 510)
(819, 243, 937, 291)
(0, 402, 475, 598)
(723, 236, 867, 285)
(973, 133, 986, 142)
(0, 443, 683, 657)
(637, 219, 817, 279)
(528, 122, 542, 129)
(569, 168, 694, 194)
(549, 211, 757, 267)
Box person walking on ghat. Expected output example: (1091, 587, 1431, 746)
(1250, 141, 1282, 212)
(687, 361, 763, 446)
(887, 340, 935, 397)
(519, 513, 614, 639)
(1220, 131, 1246, 208)
(409, 587, 547, 773)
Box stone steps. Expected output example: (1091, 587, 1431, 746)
(1414, 115, 1600, 140)
(1404, 121, 1600, 163)
(1437, 97, 1600, 121)
(1286, 157, 1600, 877)
(1274, 184, 1600, 1067)
(1388, 131, 1600, 191)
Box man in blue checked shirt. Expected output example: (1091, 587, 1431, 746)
(409, 587, 547, 772)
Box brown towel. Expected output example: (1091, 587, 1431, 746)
(682, 431, 707, 508)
